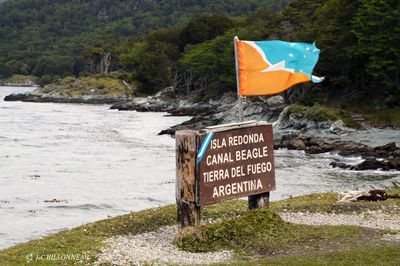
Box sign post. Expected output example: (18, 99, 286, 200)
(176, 130, 201, 228)
(176, 121, 275, 228)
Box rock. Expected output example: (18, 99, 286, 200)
(330, 161, 350, 169)
(266, 95, 284, 107)
(4, 92, 129, 104)
(266, 96, 286, 115)
(158, 115, 222, 136)
(289, 139, 306, 150)
(338, 190, 388, 203)
(155, 86, 175, 99)
(273, 106, 292, 129)
(329, 120, 356, 134)
(375, 142, 398, 152)
(351, 158, 391, 171)
(330, 157, 400, 171)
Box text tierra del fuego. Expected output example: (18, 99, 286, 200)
(197, 125, 275, 205)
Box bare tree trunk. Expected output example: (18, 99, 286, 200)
(171, 69, 182, 94)
(100, 52, 111, 74)
(198, 76, 208, 91)
(184, 70, 194, 95)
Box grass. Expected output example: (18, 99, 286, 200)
(287, 104, 356, 127)
(270, 191, 400, 214)
(228, 245, 400, 265)
(0, 205, 176, 265)
(0, 191, 399, 265)
(0, 201, 247, 265)
(367, 108, 400, 127)
(174, 208, 370, 255)
(1, 74, 38, 85)
(37, 75, 135, 97)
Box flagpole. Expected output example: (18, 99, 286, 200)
(234, 36, 244, 122)
(234, 36, 270, 210)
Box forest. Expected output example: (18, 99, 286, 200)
(0, 0, 288, 79)
(0, 0, 399, 108)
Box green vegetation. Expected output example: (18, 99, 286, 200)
(37, 76, 135, 97)
(287, 104, 356, 127)
(0, 0, 288, 81)
(0, 74, 37, 86)
(1, 191, 399, 265)
(0, 0, 398, 117)
(272, 191, 400, 214)
(231, 245, 400, 266)
(175, 208, 369, 254)
(367, 109, 400, 127)
(0, 205, 177, 265)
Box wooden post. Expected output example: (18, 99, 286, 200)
(248, 192, 270, 209)
(176, 130, 201, 228)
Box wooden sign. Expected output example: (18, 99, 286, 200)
(196, 123, 275, 205)
(175, 121, 275, 228)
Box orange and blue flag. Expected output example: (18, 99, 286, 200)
(236, 38, 324, 96)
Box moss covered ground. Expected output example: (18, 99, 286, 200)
(37, 76, 135, 98)
(287, 104, 357, 127)
(0, 190, 399, 265)
(0, 74, 38, 86)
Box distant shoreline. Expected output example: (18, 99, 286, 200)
(0, 84, 39, 88)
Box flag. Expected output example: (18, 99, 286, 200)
(236, 38, 324, 96)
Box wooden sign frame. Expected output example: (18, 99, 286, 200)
(176, 121, 276, 228)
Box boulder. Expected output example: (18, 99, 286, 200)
(351, 158, 391, 171)
(266, 95, 285, 112)
(329, 161, 350, 169)
(329, 120, 356, 134)
(289, 139, 306, 150)
(338, 189, 388, 202)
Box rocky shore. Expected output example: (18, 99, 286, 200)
(111, 88, 289, 135)
(3, 76, 134, 104)
(5, 85, 400, 172)
(4, 91, 130, 104)
(4, 92, 131, 104)
(110, 88, 400, 172)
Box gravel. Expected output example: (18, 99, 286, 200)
(95, 225, 232, 266)
(279, 211, 400, 231)
(96, 211, 399, 265)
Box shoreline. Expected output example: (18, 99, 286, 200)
(4, 88, 400, 172)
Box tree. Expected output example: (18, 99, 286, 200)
(311, 0, 361, 90)
(136, 42, 176, 93)
(352, 0, 400, 93)
(180, 32, 236, 88)
(32, 55, 74, 77)
(2, 60, 29, 77)
(180, 15, 234, 47)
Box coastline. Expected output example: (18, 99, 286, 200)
(4, 87, 400, 172)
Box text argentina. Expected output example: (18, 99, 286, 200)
(213, 179, 262, 198)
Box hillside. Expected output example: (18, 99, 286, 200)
(1, 0, 398, 111)
(0, 0, 289, 79)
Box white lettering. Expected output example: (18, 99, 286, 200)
(211, 179, 264, 198)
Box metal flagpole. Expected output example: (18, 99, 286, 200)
(234, 36, 244, 122)
(234, 36, 270, 209)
